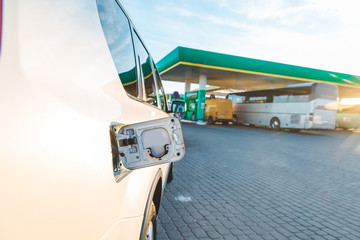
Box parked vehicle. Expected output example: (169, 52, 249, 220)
(336, 105, 360, 130)
(204, 98, 233, 125)
(227, 83, 338, 130)
(0, 0, 185, 239)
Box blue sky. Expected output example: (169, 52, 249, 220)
(121, 0, 360, 93)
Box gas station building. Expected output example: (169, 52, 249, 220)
(157, 47, 360, 121)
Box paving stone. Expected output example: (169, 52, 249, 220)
(222, 235, 239, 240)
(214, 224, 231, 235)
(190, 227, 208, 239)
(156, 125, 360, 240)
(206, 231, 223, 239)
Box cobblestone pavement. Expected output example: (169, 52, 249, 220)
(157, 124, 360, 240)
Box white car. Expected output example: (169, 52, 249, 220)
(0, 0, 185, 239)
(336, 105, 360, 130)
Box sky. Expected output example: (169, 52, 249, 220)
(121, 0, 360, 93)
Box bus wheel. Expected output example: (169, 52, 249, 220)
(270, 118, 281, 130)
(208, 116, 214, 125)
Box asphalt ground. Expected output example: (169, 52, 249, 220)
(157, 124, 360, 240)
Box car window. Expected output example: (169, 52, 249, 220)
(133, 30, 158, 106)
(153, 62, 168, 111)
(97, 0, 138, 97)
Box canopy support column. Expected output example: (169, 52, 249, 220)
(185, 79, 191, 93)
(197, 74, 207, 121)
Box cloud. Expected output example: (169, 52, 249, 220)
(122, 0, 360, 75)
(202, 0, 306, 21)
(202, 0, 360, 29)
(312, 0, 360, 25)
(156, 4, 251, 32)
(233, 0, 303, 20)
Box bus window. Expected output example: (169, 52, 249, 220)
(288, 94, 310, 102)
(273, 95, 288, 103)
(227, 94, 245, 103)
(315, 84, 338, 100)
(248, 96, 266, 103)
(266, 95, 273, 103)
(236, 96, 246, 103)
(226, 94, 233, 101)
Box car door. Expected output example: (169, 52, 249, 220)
(97, 0, 184, 175)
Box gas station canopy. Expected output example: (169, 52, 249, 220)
(157, 47, 360, 98)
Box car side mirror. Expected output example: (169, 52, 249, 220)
(171, 100, 185, 113)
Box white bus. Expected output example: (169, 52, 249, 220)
(227, 83, 339, 130)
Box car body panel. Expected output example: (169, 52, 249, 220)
(205, 98, 233, 122)
(336, 105, 360, 129)
(0, 0, 180, 239)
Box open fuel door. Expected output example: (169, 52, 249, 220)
(110, 117, 184, 173)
